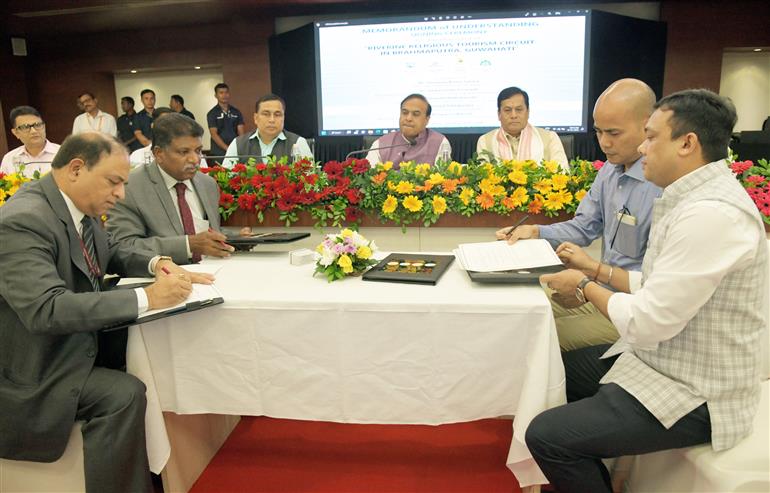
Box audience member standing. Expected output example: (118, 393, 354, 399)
(72, 92, 118, 137)
(206, 83, 244, 160)
(170, 94, 195, 121)
(0, 106, 60, 177)
(133, 88, 156, 148)
(117, 96, 142, 153)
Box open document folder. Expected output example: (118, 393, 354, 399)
(108, 263, 224, 326)
(454, 239, 565, 283)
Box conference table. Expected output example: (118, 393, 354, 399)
(127, 251, 566, 492)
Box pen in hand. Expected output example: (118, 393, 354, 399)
(502, 214, 530, 239)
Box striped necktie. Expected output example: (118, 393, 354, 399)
(80, 216, 101, 292)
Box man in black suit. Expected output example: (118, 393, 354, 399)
(0, 132, 212, 493)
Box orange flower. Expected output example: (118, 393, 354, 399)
(476, 192, 495, 209)
(371, 172, 387, 185)
(458, 176, 468, 184)
(422, 180, 434, 192)
(442, 179, 459, 194)
(528, 194, 544, 214)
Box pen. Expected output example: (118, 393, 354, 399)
(161, 267, 172, 275)
(504, 214, 530, 238)
(209, 227, 230, 249)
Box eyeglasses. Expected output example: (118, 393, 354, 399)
(15, 122, 45, 132)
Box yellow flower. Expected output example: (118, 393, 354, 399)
(387, 181, 396, 191)
(7, 185, 19, 196)
(414, 163, 431, 176)
(402, 195, 423, 212)
(524, 159, 539, 169)
(556, 189, 573, 205)
(509, 160, 526, 171)
(0, 189, 6, 202)
(380, 161, 393, 171)
(356, 245, 372, 259)
(427, 172, 445, 185)
(479, 179, 505, 197)
(551, 174, 570, 190)
(459, 188, 475, 205)
(395, 180, 414, 194)
(575, 189, 587, 202)
(543, 192, 565, 211)
(533, 179, 552, 195)
(448, 161, 463, 175)
(508, 186, 530, 207)
(432, 195, 447, 215)
(337, 254, 354, 274)
(399, 161, 413, 171)
(507, 170, 528, 185)
(315, 243, 325, 254)
(341, 228, 354, 238)
(382, 195, 398, 214)
(543, 160, 559, 173)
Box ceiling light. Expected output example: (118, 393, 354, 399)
(754, 48, 762, 52)
(194, 66, 201, 69)
(130, 69, 137, 73)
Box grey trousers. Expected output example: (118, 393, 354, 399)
(75, 367, 152, 493)
(525, 345, 712, 493)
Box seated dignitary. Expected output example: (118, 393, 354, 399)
(128, 107, 174, 168)
(366, 93, 450, 168)
(108, 113, 233, 265)
(496, 79, 661, 351)
(0, 105, 60, 177)
(223, 93, 312, 167)
(527, 89, 767, 493)
(477, 87, 568, 169)
(0, 131, 213, 493)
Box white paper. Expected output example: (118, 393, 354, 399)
(455, 239, 562, 272)
(138, 283, 222, 321)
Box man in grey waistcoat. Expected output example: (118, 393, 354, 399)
(222, 93, 312, 167)
(527, 89, 767, 493)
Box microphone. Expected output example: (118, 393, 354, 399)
(345, 140, 414, 160)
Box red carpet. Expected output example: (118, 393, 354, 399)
(190, 417, 522, 493)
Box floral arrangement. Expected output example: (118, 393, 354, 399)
(314, 228, 378, 281)
(729, 158, 770, 225)
(201, 156, 601, 229)
(0, 167, 36, 207)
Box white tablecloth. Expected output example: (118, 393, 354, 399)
(127, 252, 566, 487)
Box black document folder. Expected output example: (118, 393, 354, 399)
(226, 232, 311, 250)
(466, 263, 564, 284)
(363, 254, 455, 285)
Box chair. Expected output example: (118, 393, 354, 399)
(558, 134, 575, 161)
(0, 422, 86, 493)
(623, 239, 770, 493)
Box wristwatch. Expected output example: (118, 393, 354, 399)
(575, 276, 594, 304)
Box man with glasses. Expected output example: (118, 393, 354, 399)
(1, 106, 60, 177)
(72, 92, 118, 137)
(108, 113, 233, 265)
(496, 79, 662, 351)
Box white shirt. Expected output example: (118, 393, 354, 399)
(0, 140, 60, 177)
(607, 199, 761, 350)
(156, 165, 209, 259)
(72, 110, 118, 137)
(58, 189, 152, 314)
(222, 130, 312, 168)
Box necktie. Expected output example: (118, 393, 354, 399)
(80, 216, 101, 292)
(174, 182, 201, 263)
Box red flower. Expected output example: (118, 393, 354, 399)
(276, 196, 297, 211)
(255, 163, 267, 171)
(219, 192, 234, 206)
(345, 206, 363, 222)
(303, 173, 319, 186)
(345, 188, 362, 204)
(746, 175, 765, 186)
(199, 167, 211, 174)
(592, 160, 605, 170)
(232, 163, 247, 173)
(237, 193, 257, 211)
(352, 159, 370, 174)
(228, 176, 243, 191)
(323, 161, 344, 179)
(730, 160, 752, 175)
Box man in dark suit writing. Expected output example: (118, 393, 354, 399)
(0, 132, 213, 493)
(108, 112, 233, 264)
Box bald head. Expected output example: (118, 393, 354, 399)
(593, 79, 656, 168)
(595, 78, 656, 121)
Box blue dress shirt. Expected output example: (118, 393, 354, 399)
(538, 157, 662, 271)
